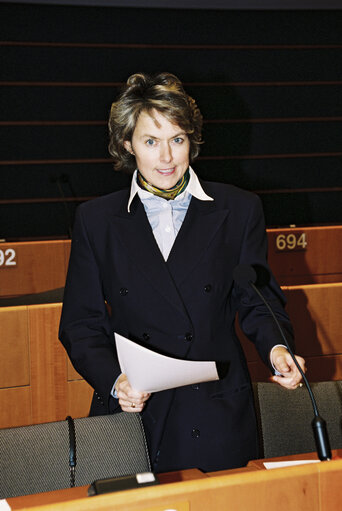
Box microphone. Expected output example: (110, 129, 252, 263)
(51, 174, 74, 238)
(233, 264, 332, 461)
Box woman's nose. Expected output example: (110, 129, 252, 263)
(160, 142, 172, 162)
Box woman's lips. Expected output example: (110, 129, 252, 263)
(157, 167, 175, 176)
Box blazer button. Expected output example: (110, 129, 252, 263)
(142, 333, 150, 341)
(204, 284, 212, 293)
(192, 384, 199, 390)
(119, 287, 128, 296)
(184, 332, 193, 342)
(191, 428, 200, 438)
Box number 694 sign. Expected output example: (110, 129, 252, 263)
(0, 248, 17, 267)
(275, 232, 307, 252)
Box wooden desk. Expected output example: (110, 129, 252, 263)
(0, 240, 70, 298)
(7, 469, 207, 510)
(267, 225, 342, 285)
(6, 451, 342, 511)
(1, 225, 341, 299)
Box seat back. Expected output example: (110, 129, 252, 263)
(253, 381, 342, 458)
(0, 413, 151, 498)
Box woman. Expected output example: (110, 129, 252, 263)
(59, 72, 305, 473)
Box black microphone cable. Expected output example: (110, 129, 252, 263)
(233, 264, 332, 461)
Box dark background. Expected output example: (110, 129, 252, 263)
(1, 1, 342, 239)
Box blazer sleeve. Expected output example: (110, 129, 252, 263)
(59, 204, 121, 410)
(233, 194, 295, 369)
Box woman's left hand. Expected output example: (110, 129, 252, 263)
(271, 346, 306, 390)
(115, 374, 151, 412)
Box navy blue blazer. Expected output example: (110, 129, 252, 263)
(59, 179, 294, 472)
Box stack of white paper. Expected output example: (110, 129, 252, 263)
(115, 332, 219, 393)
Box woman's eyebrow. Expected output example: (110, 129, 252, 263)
(141, 133, 158, 139)
(141, 131, 186, 139)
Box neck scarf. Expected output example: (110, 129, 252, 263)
(137, 168, 190, 200)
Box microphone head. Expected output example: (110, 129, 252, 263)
(233, 264, 257, 289)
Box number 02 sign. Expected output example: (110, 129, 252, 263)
(275, 232, 307, 252)
(0, 248, 17, 267)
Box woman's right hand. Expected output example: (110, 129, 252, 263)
(115, 374, 151, 412)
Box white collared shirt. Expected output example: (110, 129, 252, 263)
(127, 166, 213, 260)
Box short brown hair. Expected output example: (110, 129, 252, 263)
(108, 72, 203, 172)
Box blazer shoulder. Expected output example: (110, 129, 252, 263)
(201, 180, 261, 207)
(77, 188, 130, 218)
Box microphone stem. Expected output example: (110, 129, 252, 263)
(233, 264, 331, 461)
(250, 281, 319, 417)
(250, 280, 331, 461)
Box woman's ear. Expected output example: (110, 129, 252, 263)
(124, 140, 134, 155)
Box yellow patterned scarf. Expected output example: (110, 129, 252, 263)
(137, 169, 190, 200)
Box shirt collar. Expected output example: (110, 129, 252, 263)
(127, 166, 213, 212)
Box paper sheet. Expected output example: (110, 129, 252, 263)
(0, 500, 11, 511)
(114, 332, 219, 393)
(264, 460, 320, 469)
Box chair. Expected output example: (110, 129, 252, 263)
(0, 413, 151, 499)
(253, 381, 342, 459)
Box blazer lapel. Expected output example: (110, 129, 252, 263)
(166, 196, 230, 285)
(111, 196, 191, 320)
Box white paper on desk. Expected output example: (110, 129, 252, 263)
(0, 500, 11, 511)
(264, 460, 320, 469)
(114, 332, 219, 393)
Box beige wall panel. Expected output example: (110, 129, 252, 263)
(283, 283, 342, 358)
(0, 386, 31, 429)
(247, 354, 342, 383)
(29, 304, 68, 424)
(240, 283, 342, 380)
(67, 357, 83, 381)
(0, 240, 69, 297)
(0, 307, 30, 388)
(304, 354, 342, 382)
(67, 379, 93, 419)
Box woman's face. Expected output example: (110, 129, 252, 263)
(124, 109, 190, 189)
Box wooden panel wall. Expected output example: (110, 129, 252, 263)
(0, 304, 93, 429)
(241, 283, 342, 383)
(0, 286, 340, 429)
(1, 231, 341, 427)
(1, 4, 342, 238)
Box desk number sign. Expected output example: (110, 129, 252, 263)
(275, 232, 307, 252)
(0, 248, 17, 267)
